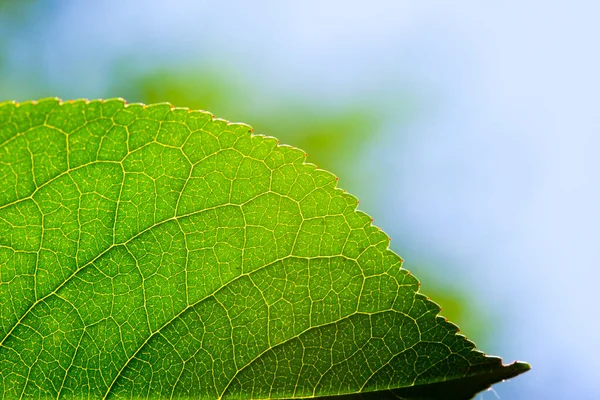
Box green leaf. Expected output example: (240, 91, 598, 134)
(0, 98, 529, 399)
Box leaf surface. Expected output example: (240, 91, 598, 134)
(0, 99, 529, 399)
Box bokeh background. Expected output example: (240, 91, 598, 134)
(1, 1, 599, 398)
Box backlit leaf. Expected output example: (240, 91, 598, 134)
(0, 99, 529, 399)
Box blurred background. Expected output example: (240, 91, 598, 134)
(1, 1, 598, 398)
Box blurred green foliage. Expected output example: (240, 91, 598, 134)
(0, 0, 36, 15)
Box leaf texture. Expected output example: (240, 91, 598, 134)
(0, 99, 529, 399)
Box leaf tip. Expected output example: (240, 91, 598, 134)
(512, 361, 532, 373)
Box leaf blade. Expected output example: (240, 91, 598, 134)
(0, 98, 528, 399)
